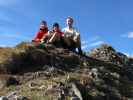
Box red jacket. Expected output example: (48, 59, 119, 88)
(52, 30, 64, 37)
(33, 28, 48, 42)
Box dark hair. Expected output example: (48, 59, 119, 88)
(41, 20, 47, 25)
(53, 22, 59, 28)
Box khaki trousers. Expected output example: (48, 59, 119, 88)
(64, 35, 81, 48)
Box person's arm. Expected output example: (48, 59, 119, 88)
(73, 28, 80, 42)
(32, 32, 41, 42)
(48, 32, 56, 43)
(74, 28, 80, 36)
(40, 32, 48, 42)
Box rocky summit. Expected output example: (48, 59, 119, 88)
(0, 42, 133, 100)
(89, 44, 129, 65)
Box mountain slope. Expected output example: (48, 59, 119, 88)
(0, 42, 133, 100)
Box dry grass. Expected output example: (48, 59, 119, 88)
(0, 71, 85, 99)
(0, 48, 14, 63)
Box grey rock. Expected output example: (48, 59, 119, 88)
(6, 77, 19, 86)
(17, 96, 29, 100)
(89, 44, 129, 65)
(71, 83, 83, 100)
(0, 96, 8, 100)
(71, 96, 80, 100)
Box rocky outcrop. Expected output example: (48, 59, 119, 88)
(0, 42, 133, 100)
(0, 42, 81, 74)
(89, 44, 129, 65)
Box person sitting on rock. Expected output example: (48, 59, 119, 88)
(47, 22, 64, 47)
(32, 20, 48, 43)
(62, 17, 82, 54)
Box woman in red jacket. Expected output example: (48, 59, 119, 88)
(32, 20, 48, 43)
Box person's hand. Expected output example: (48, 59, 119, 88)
(35, 38, 41, 42)
(62, 34, 64, 37)
(73, 36, 78, 42)
(40, 38, 44, 43)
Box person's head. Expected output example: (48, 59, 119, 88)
(40, 20, 47, 30)
(66, 16, 73, 27)
(52, 22, 60, 32)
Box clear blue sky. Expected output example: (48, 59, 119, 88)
(0, 0, 133, 56)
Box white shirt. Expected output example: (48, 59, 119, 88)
(62, 27, 80, 38)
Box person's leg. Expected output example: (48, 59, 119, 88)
(63, 37, 72, 47)
(50, 35, 62, 47)
(63, 37, 71, 49)
(74, 36, 83, 55)
(42, 36, 48, 43)
(53, 38, 62, 47)
(69, 39, 76, 52)
(48, 33, 57, 43)
(78, 46, 82, 55)
(60, 37, 66, 48)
